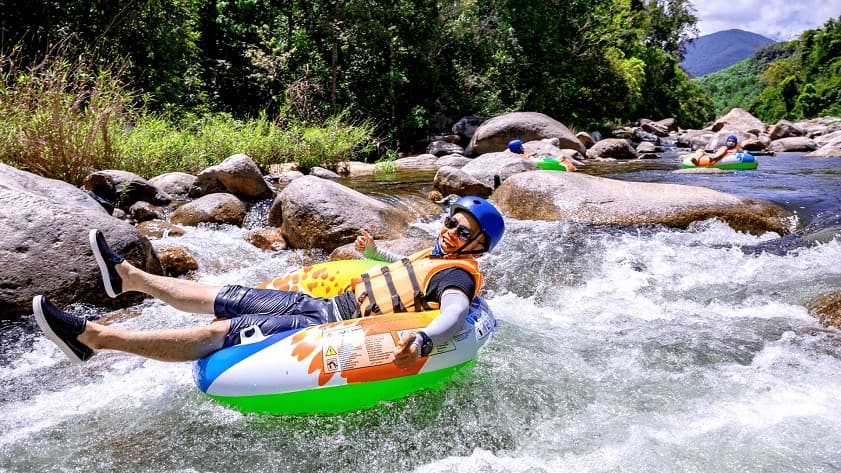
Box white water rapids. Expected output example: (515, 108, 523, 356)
(2, 156, 841, 472)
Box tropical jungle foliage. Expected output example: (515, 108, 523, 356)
(0, 0, 712, 140)
(695, 16, 841, 123)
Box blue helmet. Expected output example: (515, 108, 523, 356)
(508, 139, 524, 153)
(451, 196, 505, 253)
(725, 135, 738, 149)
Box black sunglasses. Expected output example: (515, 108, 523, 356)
(444, 216, 473, 241)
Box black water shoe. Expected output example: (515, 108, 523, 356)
(32, 295, 93, 363)
(89, 229, 125, 297)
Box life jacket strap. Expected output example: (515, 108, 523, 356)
(401, 257, 430, 311)
(359, 272, 380, 316)
(380, 266, 407, 313)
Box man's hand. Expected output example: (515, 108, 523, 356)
(393, 332, 420, 368)
(355, 229, 374, 252)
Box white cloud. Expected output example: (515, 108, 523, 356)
(693, 0, 839, 40)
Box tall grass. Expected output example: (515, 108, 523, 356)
(0, 46, 133, 185)
(1, 47, 377, 184)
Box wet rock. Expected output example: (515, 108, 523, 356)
(128, 201, 165, 222)
(768, 119, 806, 140)
(0, 164, 161, 317)
(804, 136, 841, 158)
(491, 171, 790, 235)
(576, 131, 596, 149)
(310, 167, 340, 179)
(460, 152, 538, 188)
(136, 220, 186, 239)
(149, 172, 196, 199)
(190, 153, 275, 200)
(244, 227, 288, 251)
(171, 193, 247, 227)
(427, 141, 464, 157)
(806, 291, 841, 329)
(768, 137, 818, 152)
(434, 166, 493, 197)
(466, 112, 585, 157)
(158, 246, 199, 276)
(394, 154, 440, 171)
(83, 170, 172, 210)
(330, 237, 431, 260)
(270, 176, 411, 252)
(586, 138, 638, 160)
(741, 212, 841, 255)
(336, 161, 376, 176)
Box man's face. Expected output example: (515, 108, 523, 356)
(437, 210, 488, 255)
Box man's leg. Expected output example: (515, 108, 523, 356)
(79, 318, 230, 361)
(118, 262, 221, 314)
(33, 295, 230, 362)
(91, 229, 220, 314)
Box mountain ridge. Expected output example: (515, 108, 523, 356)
(681, 29, 776, 77)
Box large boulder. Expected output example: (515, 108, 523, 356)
(189, 153, 275, 200)
(586, 138, 638, 160)
(0, 164, 162, 317)
(83, 169, 172, 211)
(490, 171, 790, 235)
(170, 193, 247, 227)
(710, 108, 767, 135)
(768, 137, 818, 152)
(804, 136, 841, 157)
(434, 166, 493, 197)
(466, 112, 586, 156)
(269, 176, 412, 251)
(149, 172, 197, 199)
(768, 119, 806, 140)
(460, 152, 538, 188)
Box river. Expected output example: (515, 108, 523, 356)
(2, 152, 841, 472)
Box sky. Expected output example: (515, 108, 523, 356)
(693, 0, 839, 40)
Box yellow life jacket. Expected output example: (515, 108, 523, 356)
(352, 248, 482, 317)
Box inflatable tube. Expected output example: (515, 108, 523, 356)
(535, 156, 574, 171)
(681, 150, 758, 170)
(193, 259, 497, 415)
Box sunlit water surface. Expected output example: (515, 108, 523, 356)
(2, 153, 841, 472)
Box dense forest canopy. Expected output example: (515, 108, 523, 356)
(5, 1, 834, 150)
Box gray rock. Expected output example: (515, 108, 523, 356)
(466, 112, 585, 156)
(434, 166, 493, 197)
(490, 171, 790, 235)
(586, 138, 638, 160)
(460, 152, 538, 187)
(190, 153, 275, 200)
(83, 169, 172, 211)
(171, 193, 247, 227)
(149, 172, 196, 199)
(269, 176, 411, 251)
(0, 164, 161, 317)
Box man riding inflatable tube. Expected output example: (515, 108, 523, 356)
(691, 134, 740, 167)
(33, 196, 505, 378)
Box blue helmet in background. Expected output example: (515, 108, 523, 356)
(725, 135, 738, 149)
(508, 139, 524, 154)
(451, 196, 505, 253)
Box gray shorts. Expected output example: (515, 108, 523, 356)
(214, 285, 340, 347)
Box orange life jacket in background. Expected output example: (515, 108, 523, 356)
(352, 248, 482, 317)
